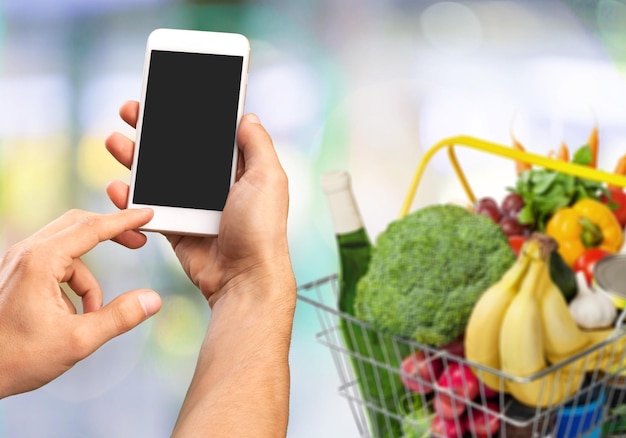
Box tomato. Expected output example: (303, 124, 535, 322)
(600, 187, 626, 228)
(573, 248, 611, 285)
(508, 235, 527, 257)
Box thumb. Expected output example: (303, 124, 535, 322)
(237, 113, 280, 171)
(77, 289, 162, 356)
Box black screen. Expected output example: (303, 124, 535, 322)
(133, 50, 243, 210)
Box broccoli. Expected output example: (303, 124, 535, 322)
(355, 204, 516, 347)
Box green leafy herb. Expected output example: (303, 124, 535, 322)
(511, 145, 608, 231)
(572, 144, 593, 166)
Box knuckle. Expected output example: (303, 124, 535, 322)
(3, 242, 26, 261)
(4, 241, 40, 273)
(110, 302, 135, 333)
(77, 214, 98, 228)
(64, 209, 103, 232)
(263, 166, 289, 191)
(279, 169, 289, 191)
(271, 165, 287, 183)
(63, 208, 88, 221)
(73, 212, 103, 242)
(271, 169, 290, 199)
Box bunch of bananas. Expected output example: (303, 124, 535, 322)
(464, 235, 626, 407)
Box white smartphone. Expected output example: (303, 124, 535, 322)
(127, 28, 250, 236)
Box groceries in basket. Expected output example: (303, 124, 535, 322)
(318, 130, 626, 437)
(465, 234, 626, 406)
(355, 203, 516, 347)
(505, 142, 625, 268)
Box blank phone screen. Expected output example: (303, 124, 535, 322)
(133, 50, 243, 210)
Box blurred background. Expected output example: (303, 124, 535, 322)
(1, 0, 626, 436)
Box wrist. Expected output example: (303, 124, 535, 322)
(209, 253, 296, 309)
(198, 258, 296, 365)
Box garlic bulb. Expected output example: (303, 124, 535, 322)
(569, 272, 617, 329)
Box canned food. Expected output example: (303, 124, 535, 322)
(504, 399, 554, 438)
(554, 386, 605, 438)
(593, 254, 626, 310)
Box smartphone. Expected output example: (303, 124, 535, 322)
(127, 28, 250, 236)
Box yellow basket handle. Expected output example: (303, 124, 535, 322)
(400, 135, 626, 218)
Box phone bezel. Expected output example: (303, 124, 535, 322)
(127, 28, 250, 236)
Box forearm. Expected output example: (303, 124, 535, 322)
(172, 263, 296, 437)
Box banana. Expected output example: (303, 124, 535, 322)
(499, 245, 545, 378)
(536, 242, 626, 371)
(464, 250, 531, 391)
(506, 358, 586, 408)
(464, 234, 626, 408)
(540, 276, 626, 368)
(537, 256, 592, 363)
(552, 327, 626, 372)
(499, 241, 584, 407)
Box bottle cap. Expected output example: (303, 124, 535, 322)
(320, 170, 364, 234)
(320, 170, 351, 193)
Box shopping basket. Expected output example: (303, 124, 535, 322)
(297, 135, 626, 438)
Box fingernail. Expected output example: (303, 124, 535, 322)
(245, 113, 261, 124)
(138, 291, 161, 317)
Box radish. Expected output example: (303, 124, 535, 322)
(440, 337, 465, 358)
(400, 337, 466, 395)
(400, 350, 444, 394)
(431, 413, 466, 438)
(464, 401, 500, 438)
(434, 392, 466, 419)
(436, 362, 480, 406)
(478, 381, 499, 399)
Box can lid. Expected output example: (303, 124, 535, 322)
(594, 254, 626, 308)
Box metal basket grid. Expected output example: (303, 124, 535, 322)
(302, 135, 626, 438)
(297, 274, 626, 438)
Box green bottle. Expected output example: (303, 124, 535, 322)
(320, 170, 372, 315)
(321, 171, 408, 438)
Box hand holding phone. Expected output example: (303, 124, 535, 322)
(127, 28, 250, 236)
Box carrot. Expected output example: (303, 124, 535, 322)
(511, 132, 532, 175)
(609, 152, 626, 189)
(510, 112, 532, 175)
(615, 153, 626, 176)
(556, 141, 569, 161)
(546, 142, 568, 161)
(587, 119, 599, 168)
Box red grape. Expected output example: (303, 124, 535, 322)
(475, 197, 501, 223)
(501, 193, 524, 218)
(499, 216, 526, 237)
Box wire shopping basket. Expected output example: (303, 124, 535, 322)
(297, 135, 626, 438)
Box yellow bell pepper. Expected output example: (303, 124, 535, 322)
(545, 198, 623, 266)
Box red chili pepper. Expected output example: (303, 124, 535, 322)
(600, 186, 626, 229)
(573, 248, 611, 285)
